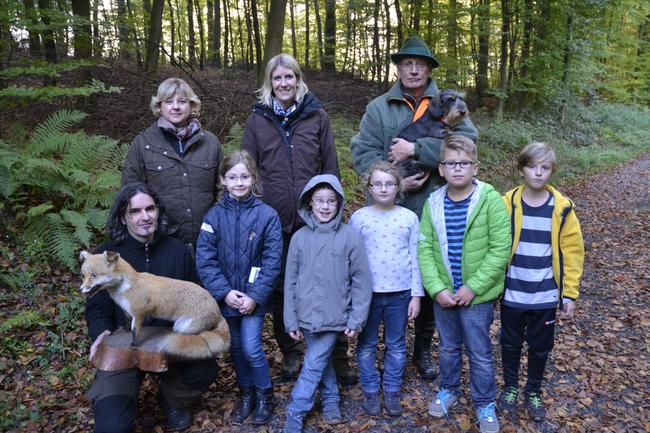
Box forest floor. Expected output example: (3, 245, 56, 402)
(3, 151, 648, 432)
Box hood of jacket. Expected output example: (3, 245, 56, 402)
(297, 174, 345, 231)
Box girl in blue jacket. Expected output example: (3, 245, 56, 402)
(196, 150, 282, 425)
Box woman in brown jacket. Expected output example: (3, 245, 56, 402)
(240, 54, 356, 384)
(122, 78, 223, 250)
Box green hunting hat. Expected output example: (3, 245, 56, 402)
(391, 36, 440, 68)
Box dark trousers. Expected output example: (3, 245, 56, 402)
(413, 293, 436, 353)
(272, 231, 349, 361)
(500, 305, 556, 393)
(88, 358, 218, 433)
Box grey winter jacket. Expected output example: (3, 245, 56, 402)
(122, 122, 223, 246)
(283, 175, 372, 333)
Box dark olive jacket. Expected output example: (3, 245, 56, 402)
(122, 122, 223, 247)
(241, 92, 339, 236)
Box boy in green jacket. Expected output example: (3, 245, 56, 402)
(418, 135, 511, 433)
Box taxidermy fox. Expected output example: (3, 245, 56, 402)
(79, 250, 230, 359)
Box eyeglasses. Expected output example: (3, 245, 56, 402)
(370, 182, 398, 189)
(312, 198, 338, 207)
(399, 60, 429, 71)
(224, 174, 252, 182)
(440, 160, 476, 169)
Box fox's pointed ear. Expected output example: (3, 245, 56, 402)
(80, 251, 91, 262)
(104, 251, 120, 263)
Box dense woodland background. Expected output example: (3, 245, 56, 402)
(0, 1, 649, 431)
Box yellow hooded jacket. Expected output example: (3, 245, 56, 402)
(503, 184, 585, 304)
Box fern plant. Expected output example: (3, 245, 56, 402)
(0, 109, 127, 270)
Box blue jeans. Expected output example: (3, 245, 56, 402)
(434, 301, 496, 407)
(286, 330, 339, 415)
(226, 315, 272, 390)
(357, 290, 410, 393)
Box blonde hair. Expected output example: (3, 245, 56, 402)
(257, 54, 309, 107)
(150, 78, 201, 118)
(219, 150, 262, 198)
(363, 160, 405, 203)
(440, 134, 478, 162)
(517, 142, 558, 172)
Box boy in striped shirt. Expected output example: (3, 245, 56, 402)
(499, 142, 584, 421)
(419, 135, 511, 433)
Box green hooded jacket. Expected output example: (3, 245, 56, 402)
(418, 180, 511, 304)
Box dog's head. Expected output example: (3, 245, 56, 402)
(79, 250, 121, 297)
(435, 89, 469, 128)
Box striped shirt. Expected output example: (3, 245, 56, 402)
(444, 192, 472, 292)
(504, 195, 558, 309)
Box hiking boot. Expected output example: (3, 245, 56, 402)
(322, 403, 343, 424)
(428, 388, 458, 417)
(413, 351, 437, 380)
(525, 391, 546, 422)
(230, 386, 255, 423)
(333, 357, 358, 385)
(251, 387, 274, 425)
(476, 403, 499, 433)
(281, 352, 302, 380)
(361, 392, 381, 416)
(383, 391, 403, 417)
(165, 406, 192, 432)
(497, 386, 518, 414)
(283, 410, 304, 433)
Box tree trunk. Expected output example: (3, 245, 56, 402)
(289, 0, 297, 59)
(313, 0, 324, 69)
(115, 0, 129, 60)
(342, 0, 352, 73)
(559, 11, 573, 124)
(144, 0, 164, 78)
(446, 0, 459, 84)
(212, 0, 221, 66)
(168, 0, 175, 60)
(207, 0, 214, 64)
(235, 5, 245, 66)
(305, 0, 310, 67)
(243, 0, 253, 69)
(186, 0, 197, 65)
(38, 0, 58, 62)
(23, 0, 43, 58)
(222, 0, 229, 66)
(126, 0, 143, 67)
(496, 0, 510, 119)
(261, 0, 287, 81)
(476, 0, 490, 104)
(372, 0, 379, 81)
(383, 0, 391, 86)
(394, 0, 404, 48)
(411, 0, 422, 33)
(93, 0, 102, 57)
(251, 0, 262, 74)
(517, 0, 532, 115)
(322, 0, 336, 72)
(195, 0, 205, 69)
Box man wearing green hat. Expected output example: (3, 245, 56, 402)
(350, 34, 478, 389)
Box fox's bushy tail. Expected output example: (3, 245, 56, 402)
(163, 319, 230, 359)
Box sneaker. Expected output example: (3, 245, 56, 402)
(497, 386, 518, 414)
(383, 391, 403, 417)
(361, 392, 381, 416)
(525, 391, 546, 422)
(283, 410, 304, 433)
(476, 403, 499, 433)
(322, 403, 343, 425)
(428, 388, 458, 418)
